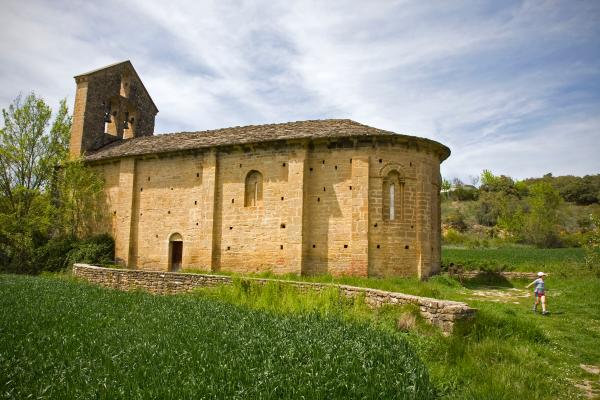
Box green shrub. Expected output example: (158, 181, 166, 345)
(34, 236, 76, 272)
(444, 210, 468, 232)
(32, 234, 114, 273)
(65, 234, 114, 267)
(443, 228, 468, 245)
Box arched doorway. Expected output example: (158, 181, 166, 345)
(169, 233, 183, 271)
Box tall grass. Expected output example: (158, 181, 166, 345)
(191, 255, 599, 399)
(0, 274, 433, 399)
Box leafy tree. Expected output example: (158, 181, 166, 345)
(56, 158, 104, 238)
(522, 174, 600, 205)
(0, 93, 105, 273)
(479, 170, 522, 197)
(444, 209, 468, 232)
(583, 214, 600, 275)
(476, 191, 502, 226)
(441, 178, 452, 200)
(521, 182, 563, 247)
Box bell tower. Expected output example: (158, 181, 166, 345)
(69, 61, 159, 158)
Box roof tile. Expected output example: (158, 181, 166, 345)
(84, 119, 449, 161)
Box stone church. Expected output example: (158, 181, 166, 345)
(70, 61, 450, 278)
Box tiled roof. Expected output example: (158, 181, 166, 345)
(85, 119, 450, 161)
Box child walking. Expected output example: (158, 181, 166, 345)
(527, 272, 548, 315)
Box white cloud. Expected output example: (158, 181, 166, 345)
(0, 0, 598, 179)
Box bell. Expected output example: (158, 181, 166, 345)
(102, 101, 112, 123)
(123, 112, 129, 129)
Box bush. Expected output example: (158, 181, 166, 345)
(443, 228, 468, 245)
(445, 210, 468, 232)
(32, 234, 114, 273)
(451, 186, 479, 201)
(65, 234, 114, 267)
(34, 236, 77, 272)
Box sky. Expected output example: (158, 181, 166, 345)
(0, 0, 599, 181)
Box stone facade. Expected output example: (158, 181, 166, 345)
(72, 62, 450, 278)
(73, 264, 475, 333)
(69, 61, 158, 158)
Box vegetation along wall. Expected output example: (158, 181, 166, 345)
(73, 264, 475, 333)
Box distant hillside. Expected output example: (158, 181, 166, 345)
(441, 171, 600, 248)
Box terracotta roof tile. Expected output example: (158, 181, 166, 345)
(85, 119, 449, 161)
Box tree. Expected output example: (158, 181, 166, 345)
(521, 182, 562, 247)
(0, 93, 104, 273)
(56, 158, 104, 238)
(441, 178, 451, 200)
(583, 214, 600, 276)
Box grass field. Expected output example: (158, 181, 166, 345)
(442, 247, 587, 274)
(2, 247, 599, 399)
(189, 247, 600, 399)
(0, 274, 433, 400)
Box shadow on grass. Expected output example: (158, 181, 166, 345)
(461, 273, 514, 289)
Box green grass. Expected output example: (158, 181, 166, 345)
(3, 246, 600, 399)
(189, 248, 600, 399)
(442, 247, 586, 274)
(0, 274, 433, 400)
(196, 275, 600, 398)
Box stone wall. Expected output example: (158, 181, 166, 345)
(90, 137, 443, 278)
(73, 264, 475, 333)
(70, 62, 157, 159)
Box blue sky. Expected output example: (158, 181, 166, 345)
(1, 0, 599, 181)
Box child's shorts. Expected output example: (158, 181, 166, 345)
(535, 291, 545, 297)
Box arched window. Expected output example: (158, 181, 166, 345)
(383, 171, 403, 221)
(244, 170, 263, 207)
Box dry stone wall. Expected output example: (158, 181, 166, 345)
(73, 264, 475, 333)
